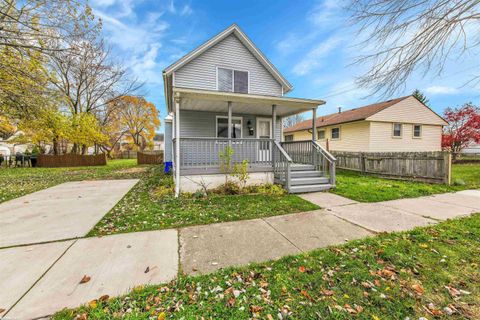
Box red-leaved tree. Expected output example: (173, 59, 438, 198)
(442, 103, 480, 159)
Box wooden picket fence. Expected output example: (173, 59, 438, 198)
(137, 151, 164, 165)
(332, 151, 451, 184)
(37, 154, 106, 167)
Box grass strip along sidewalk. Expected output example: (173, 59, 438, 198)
(55, 213, 480, 319)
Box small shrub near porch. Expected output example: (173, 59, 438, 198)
(88, 166, 318, 236)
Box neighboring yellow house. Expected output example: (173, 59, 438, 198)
(284, 96, 448, 152)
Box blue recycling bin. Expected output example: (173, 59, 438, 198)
(164, 161, 173, 174)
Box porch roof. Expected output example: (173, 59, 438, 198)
(173, 87, 325, 117)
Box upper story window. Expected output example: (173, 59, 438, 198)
(413, 124, 422, 138)
(331, 127, 340, 140)
(393, 123, 402, 137)
(217, 67, 249, 94)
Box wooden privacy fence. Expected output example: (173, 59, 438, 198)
(137, 151, 164, 165)
(331, 151, 451, 184)
(37, 154, 106, 167)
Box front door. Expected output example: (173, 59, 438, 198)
(256, 118, 272, 162)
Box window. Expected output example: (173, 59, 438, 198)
(217, 67, 249, 93)
(413, 124, 422, 138)
(216, 116, 242, 138)
(393, 123, 402, 137)
(317, 130, 325, 140)
(285, 134, 294, 142)
(331, 127, 340, 140)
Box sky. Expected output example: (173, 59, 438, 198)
(89, 0, 480, 132)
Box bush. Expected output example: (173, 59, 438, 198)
(247, 183, 286, 196)
(211, 181, 241, 195)
(453, 178, 466, 186)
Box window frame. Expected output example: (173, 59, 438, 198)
(215, 115, 243, 139)
(216, 66, 250, 94)
(392, 123, 403, 138)
(284, 134, 294, 142)
(317, 129, 326, 140)
(331, 127, 340, 140)
(412, 124, 422, 139)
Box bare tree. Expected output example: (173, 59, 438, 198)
(348, 0, 480, 96)
(283, 113, 305, 129)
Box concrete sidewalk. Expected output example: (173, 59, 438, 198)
(1, 189, 478, 319)
(0, 179, 139, 248)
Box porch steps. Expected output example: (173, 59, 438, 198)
(284, 163, 334, 193)
(291, 170, 324, 178)
(289, 184, 335, 193)
(291, 177, 329, 186)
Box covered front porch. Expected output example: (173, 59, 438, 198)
(169, 87, 336, 195)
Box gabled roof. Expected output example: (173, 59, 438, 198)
(163, 24, 293, 92)
(284, 96, 411, 133)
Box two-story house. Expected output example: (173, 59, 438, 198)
(163, 24, 336, 196)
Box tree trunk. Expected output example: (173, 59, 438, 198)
(81, 145, 87, 155)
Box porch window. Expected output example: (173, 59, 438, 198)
(393, 123, 402, 137)
(413, 124, 422, 138)
(285, 134, 293, 142)
(217, 67, 249, 94)
(216, 116, 242, 138)
(317, 130, 325, 140)
(331, 127, 340, 140)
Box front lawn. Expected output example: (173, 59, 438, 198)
(88, 166, 319, 236)
(55, 213, 480, 319)
(0, 159, 144, 204)
(331, 163, 479, 202)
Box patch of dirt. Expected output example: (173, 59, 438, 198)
(117, 167, 149, 174)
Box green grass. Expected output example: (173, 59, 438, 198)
(0, 159, 144, 204)
(88, 166, 319, 236)
(54, 213, 480, 320)
(331, 163, 480, 202)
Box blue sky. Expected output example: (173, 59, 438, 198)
(90, 0, 480, 132)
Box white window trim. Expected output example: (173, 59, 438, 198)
(331, 127, 341, 140)
(392, 123, 403, 138)
(216, 66, 250, 94)
(317, 129, 326, 140)
(215, 115, 243, 139)
(412, 124, 422, 139)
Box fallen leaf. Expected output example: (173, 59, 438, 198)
(411, 283, 424, 295)
(99, 295, 109, 302)
(79, 275, 91, 284)
(250, 305, 263, 313)
(267, 314, 274, 320)
(0, 309, 5, 314)
(298, 266, 306, 273)
(226, 297, 235, 307)
(157, 312, 166, 320)
(321, 289, 335, 296)
(77, 313, 88, 320)
(88, 300, 97, 308)
(144, 266, 150, 273)
(344, 304, 357, 314)
(301, 290, 315, 302)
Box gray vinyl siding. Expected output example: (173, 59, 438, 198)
(174, 34, 283, 96)
(164, 120, 173, 162)
(179, 110, 281, 140)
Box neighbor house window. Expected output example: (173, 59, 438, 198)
(285, 134, 294, 142)
(217, 67, 249, 93)
(413, 124, 422, 138)
(317, 130, 325, 140)
(393, 123, 402, 137)
(331, 127, 340, 140)
(216, 116, 242, 138)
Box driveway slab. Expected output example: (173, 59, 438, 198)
(180, 219, 300, 275)
(264, 210, 372, 251)
(0, 241, 73, 317)
(300, 192, 358, 208)
(329, 203, 436, 233)
(0, 179, 138, 247)
(7, 230, 178, 319)
(455, 190, 480, 198)
(429, 192, 480, 210)
(381, 197, 476, 220)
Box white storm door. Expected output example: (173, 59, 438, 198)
(256, 118, 272, 162)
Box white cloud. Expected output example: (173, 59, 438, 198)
(180, 4, 193, 16)
(292, 36, 343, 75)
(425, 86, 460, 95)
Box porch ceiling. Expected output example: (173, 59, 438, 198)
(173, 87, 325, 117)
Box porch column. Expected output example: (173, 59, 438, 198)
(272, 104, 277, 141)
(174, 94, 181, 197)
(227, 101, 232, 139)
(312, 107, 317, 141)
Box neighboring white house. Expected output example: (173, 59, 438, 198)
(461, 142, 480, 154)
(153, 133, 164, 151)
(163, 24, 336, 195)
(284, 96, 448, 152)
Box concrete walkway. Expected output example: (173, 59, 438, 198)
(0, 179, 139, 248)
(1, 189, 479, 319)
